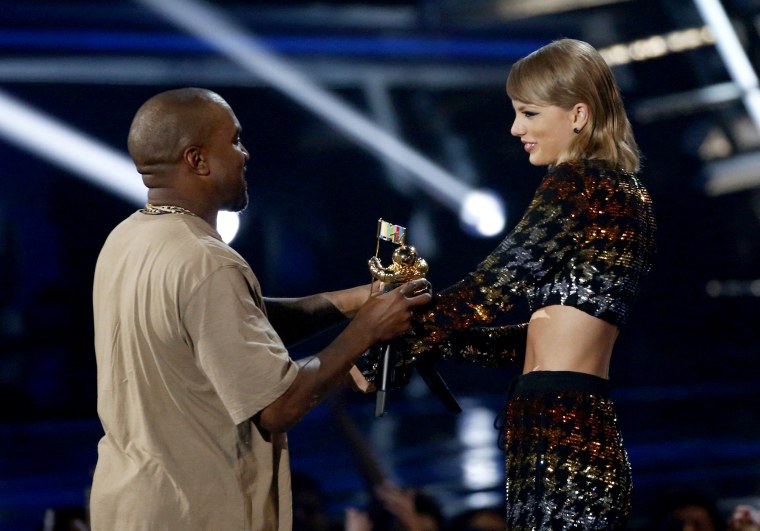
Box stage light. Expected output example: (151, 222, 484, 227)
(704, 151, 760, 195)
(693, 0, 760, 132)
(705, 279, 760, 297)
(598, 26, 714, 67)
(457, 407, 502, 490)
(135, 0, 507, 237)
(0, 88, 240, 243)
(460, 190, 506, 237)
(0, 88, 144, 203)
(217, 210, 240, 244)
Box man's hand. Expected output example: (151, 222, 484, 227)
(351, 278, 432, 344)
(257, 278, 430, 434)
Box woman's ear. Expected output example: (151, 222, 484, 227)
(571, 103, 589, 133)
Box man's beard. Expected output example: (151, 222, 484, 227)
(223, 183, 248, 213)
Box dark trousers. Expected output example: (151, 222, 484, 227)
(502, 371, 632, 530)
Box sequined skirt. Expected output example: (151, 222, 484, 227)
(503, 371, 632, 530)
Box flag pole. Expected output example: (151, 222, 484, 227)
(370, 218, 383, 296)
(375, 218, 382, 258)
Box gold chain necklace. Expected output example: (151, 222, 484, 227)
(140, 203, 198, 217)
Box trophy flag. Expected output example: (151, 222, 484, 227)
(377, 219, 406, 244)
(374, 218, 406, 263)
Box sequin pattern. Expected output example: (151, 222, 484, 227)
(403, 159, 656, 362)
(504, 372, 632, 530)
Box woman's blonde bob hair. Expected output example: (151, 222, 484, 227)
(506, 38, 640, 173)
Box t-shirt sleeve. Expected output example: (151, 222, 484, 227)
(184, 265, 298, 425)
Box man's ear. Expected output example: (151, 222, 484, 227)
(183, 145, 210, 175)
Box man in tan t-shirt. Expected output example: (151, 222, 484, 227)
(90, 87, 431, 530)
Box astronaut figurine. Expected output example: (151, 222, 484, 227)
(368, 244, 429, 284)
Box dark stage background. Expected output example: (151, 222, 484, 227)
(1, 1, 759, 529)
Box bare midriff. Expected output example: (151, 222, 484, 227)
(524, 305, 619, 378)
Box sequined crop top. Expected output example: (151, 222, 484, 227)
(400, 159, 656, 367)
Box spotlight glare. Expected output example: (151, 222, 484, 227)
(136, 0, 503, 226)
(457, 407, 502, 490)
(598, 26, 715, 67)
(459, 190, 506, 237)
(0, 88, 144, 203)
(217, 211, 240, 244)
(0, 88, 240, 243)
(694, 0, 760, 132)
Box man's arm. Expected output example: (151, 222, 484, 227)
(263, 283, 376, 346)
(257, 279, 430, 433)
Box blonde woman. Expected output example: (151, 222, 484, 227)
(395, 39, 656, 529)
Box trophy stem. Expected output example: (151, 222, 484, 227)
(374, 344, 393, 417)
(374, 391, 386, 418)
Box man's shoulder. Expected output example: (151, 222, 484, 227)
(102, 213, 250, 275)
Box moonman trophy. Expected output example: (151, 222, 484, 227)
(361, 219, 460, 417)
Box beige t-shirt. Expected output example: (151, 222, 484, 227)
(91, 211, 298, 530)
